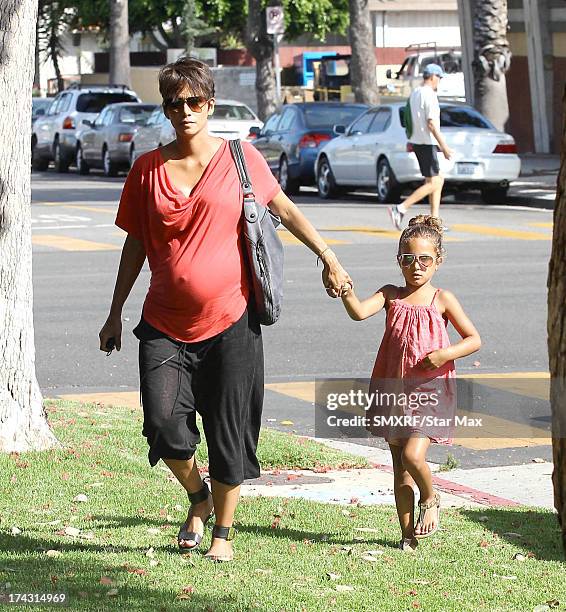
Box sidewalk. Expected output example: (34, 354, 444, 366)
(509, 154, 559, 209)
(241, 439, 556, 511)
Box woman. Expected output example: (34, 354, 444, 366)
(99, 57, 351, 562)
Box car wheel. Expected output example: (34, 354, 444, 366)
(376, 157, 402, 204)
(278, 156, 299, 195)
(103, 147, 118, 177)
(53, 140, 69, 173)
(76, 145, 90, 175)
(31, 138, 48, 171)
(481, 185, 509, 205)
(317, 157, 342, 199)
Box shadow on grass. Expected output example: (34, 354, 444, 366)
(234, 523, 398, 549)
(461, 508, 564, 562)
(0, 532, 250, 611)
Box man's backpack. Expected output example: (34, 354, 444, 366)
(404, 97, 413, 140)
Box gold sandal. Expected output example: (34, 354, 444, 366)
(414, 492, 440, 539)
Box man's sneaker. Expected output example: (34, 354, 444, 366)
(388, 206, 404, 230)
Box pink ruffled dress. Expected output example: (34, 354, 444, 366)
(369, 288, 455, 445)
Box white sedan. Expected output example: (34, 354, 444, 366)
(315, 102, 521, 204)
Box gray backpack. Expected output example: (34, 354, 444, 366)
(229, 139, 284, 325)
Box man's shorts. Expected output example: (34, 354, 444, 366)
(412, 144, 441, 178)
(133, 306, 264, 486)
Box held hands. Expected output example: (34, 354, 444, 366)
(419, 348, 450, 370)
(320, 249, 353, 298)
(99, 314, 122, 354)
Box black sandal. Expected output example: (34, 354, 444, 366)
(177, 481, 214, 550)
(204, 524, 236, 562)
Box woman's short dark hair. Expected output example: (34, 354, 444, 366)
(158, 57, 215, 106)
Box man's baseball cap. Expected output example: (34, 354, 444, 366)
(423, 63, 445, 78)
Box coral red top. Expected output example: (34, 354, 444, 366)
(115, 140, 281, 342)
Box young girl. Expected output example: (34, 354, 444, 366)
(340, 215, 481, 551)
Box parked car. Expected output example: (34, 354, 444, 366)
(386, 44, 465, 100)
(252, 102, 369, 194)
(315, 102, 521, 204)
(32, 97, 52, 126)
(75, 103, 157, 176)
(130, 107, 169, 163)
(32, 83, 140, 172)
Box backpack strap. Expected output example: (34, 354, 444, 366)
(229, 139, 259, 224)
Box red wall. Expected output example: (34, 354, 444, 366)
(506, 56, 535, 153)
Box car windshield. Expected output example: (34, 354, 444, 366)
(399, 106, 493, 129)
(213, 104, 256, 120)
(304, 106, 366, 129)
(32, 98, 51, 117)
(76, 93, 138, 113)
(119, 105, 156, 124)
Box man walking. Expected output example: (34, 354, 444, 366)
(388, 63, 453, 229)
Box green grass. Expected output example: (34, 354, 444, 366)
(0, 401, 564, 611)
(438, 453, 460, 472)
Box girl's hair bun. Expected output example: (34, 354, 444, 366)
(408, 215, 444, 235)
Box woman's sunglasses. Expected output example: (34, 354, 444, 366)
(166, 96, 210, 113)
(397, 253, 436, 268)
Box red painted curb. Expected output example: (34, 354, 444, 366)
(370, 462, 521, 507)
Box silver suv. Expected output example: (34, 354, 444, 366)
(32, 83, 140, 172)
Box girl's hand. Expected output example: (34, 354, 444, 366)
(420, 349, 449, 370)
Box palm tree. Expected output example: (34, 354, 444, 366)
(472, 0, 512, 131)
(246, 0, 277, 120)
(548, 103, 566, 555)
(348, 0, 379, 105)
(0, 0, 60, 452)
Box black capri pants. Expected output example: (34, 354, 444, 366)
(133, 306, 264, 485)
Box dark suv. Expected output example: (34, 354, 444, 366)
(31, 83, 140, 172)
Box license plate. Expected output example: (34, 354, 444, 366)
(457, 162, 480, 175)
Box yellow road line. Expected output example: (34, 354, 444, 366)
(59, 392, 140, 409)
(322, 226, 400, 238)
(451, 224, 551, 240)
(32, 235, 120, 251)
(39, 202, 117, 215)
(527, 222, 553, 229)
(277, 231, 347, 246)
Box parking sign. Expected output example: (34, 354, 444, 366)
(266, 5, 285, 35)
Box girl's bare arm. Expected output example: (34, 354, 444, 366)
(420, 290, 481, 369)
(341, 285, 393, 321)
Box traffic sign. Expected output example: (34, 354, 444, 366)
(266, 6, 285, 35)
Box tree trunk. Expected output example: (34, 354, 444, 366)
(33, 7, 41, 94)
(472, 0, 512, 131)
(548, 85, 566, 556)
(0, 0, 60, 452)
(348, 0, 379, 105)
(246, 0, 277, 121)
(109, 0, 131, 87)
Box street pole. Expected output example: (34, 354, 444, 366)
(274, 34, 281, 107)
(456, 0, 475, 106)
(523, 0, 551, 153)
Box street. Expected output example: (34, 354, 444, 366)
(31, 170, 553, 471)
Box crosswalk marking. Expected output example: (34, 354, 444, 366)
(32, 235, 120, 251)
(450, 224, 551, 240)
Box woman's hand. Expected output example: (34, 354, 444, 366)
(420, 349, 449, 370)
(99, 314, 123, 353)
(321, 249, 353, 298)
